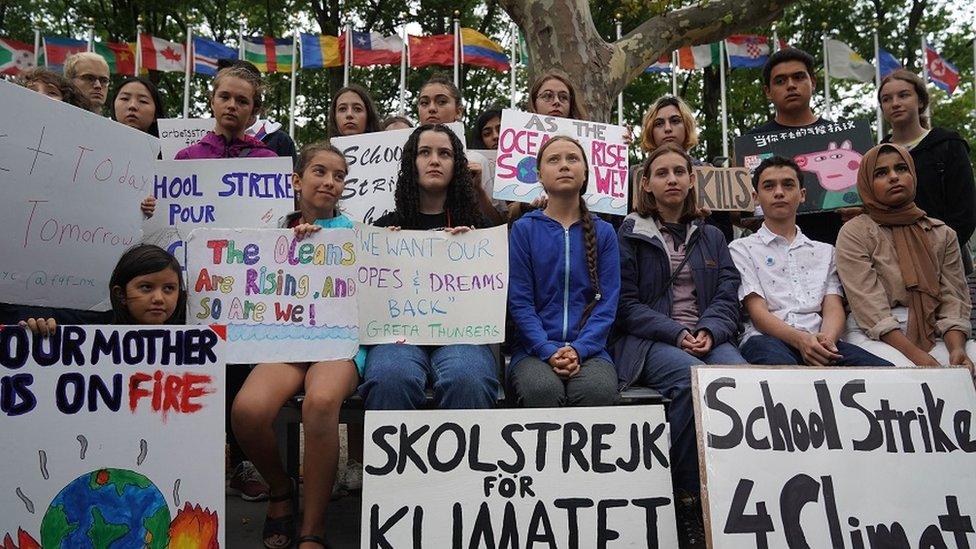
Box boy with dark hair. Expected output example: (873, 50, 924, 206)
(729, 156, 892, 367)
(746, 47, 846, 245)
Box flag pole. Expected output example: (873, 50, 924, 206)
(33, 27, 40, 69)
(453, 12, 460, 88)
(399, 20, 408, 116)
(134, 24, 142, 75)
(87, 21, 94, 52)
(822, 23, 831, 118)
(772, 24, 780, 52)
(920, 34, 930, 120)
(671, 50, 678, 96)
(343, 23, 350, 86)
(183, 26, 192, 117)
(289, 31, 298, 138)
(720, 39, 729, 163)
(238, 21, 245, 60)
(972, 37, 975, 119)
(873, 24, 883, 143)
(615, 14, 623, 126)
(509, 21, 517, 109)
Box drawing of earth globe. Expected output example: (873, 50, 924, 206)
(516, 157, 539, 184)
(40, 468, 170, 548)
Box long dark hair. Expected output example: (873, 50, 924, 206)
(327, 84, 381, 137)
(109, 245, 186, 324)
(470, 107, 502, 148)
(109, 76, 167, 137)
(395, 124, 482, 228)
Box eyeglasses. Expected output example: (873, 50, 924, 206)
(537, 90, 570, 104)
(76, 74, 110, 86)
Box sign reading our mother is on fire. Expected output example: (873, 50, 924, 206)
(492, 109, 629, 216)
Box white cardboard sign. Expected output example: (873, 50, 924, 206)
(0, 325, 225, 548)
(157, 118, 213, 160)
(354, 223, 507, 345)
(185, 227, 359, 364)
(692, 366, 976, 548)
(362, 406, 678, 548)
(0, 81, 159, 310)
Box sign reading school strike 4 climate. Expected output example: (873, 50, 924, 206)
(355, 223, 507, 345)
(142, 158, 294, 262)
(185, 228, 359, 363)
(0, 325, 226, 548)
(493, 109, 629, 216)
(331, 122, 466, 225)
(0, 80, 160, 311)
(692, 366, 976, 549)
(362, 406, 678, 548)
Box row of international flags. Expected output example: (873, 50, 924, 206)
(0, 27, 512, 78)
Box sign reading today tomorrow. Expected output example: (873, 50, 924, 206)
(692, 366, 976, 549)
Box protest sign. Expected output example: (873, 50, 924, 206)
(362, 406, 678, 548)
(493, 109, 629, 216)
(142, 158, 295, 265)
(692, 366, 976, 549)
(0, 80, 159, 310)
(355, 223, 507, 345)
(185, 227, 359, 363)
(332, 122, 465, 224)
(734, 119, 873, 214)
(694, 167, 755, 212)
(0, 325, 225, 548)
(157, 118, 213, 159)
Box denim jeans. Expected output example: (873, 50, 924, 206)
(360, 344, 498, 410)
(639, 341, 747, 493)
(740, 335, 894, 367)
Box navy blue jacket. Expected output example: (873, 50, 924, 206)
(508, 209, 620, 369)
(612, 213, 741, 389)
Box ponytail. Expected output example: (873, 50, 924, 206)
(577, 196, 601, 330)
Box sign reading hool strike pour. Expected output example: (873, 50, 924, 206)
(361, 406, 678, 548)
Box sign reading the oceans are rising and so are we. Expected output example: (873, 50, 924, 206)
(493, 109, 629, 216)
(0, 325, 226, 548)
(354, 224, 507, 345)
(0, 80, 160, 311)
(331, 123, 466, 225)
(185, 228, 359, 364)
(362, 406, 678, 548)
(692, 366, 976, 549)
(142, 158, 295, 264)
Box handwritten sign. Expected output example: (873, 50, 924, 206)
(493, 109, 629, 216)
(157, 118, 213, 160)
(694, 166, 755, 211)
(734, 120, 873, 214)
(185, 227, 359, 364)
(0, 80, 159, 310)
(142, 158, 295, 265)
(354, 223, 507, 345)
(332, 122, 466, 224)
(0, 325, 225, 548)
(692, 366, 976, 548)
(362, 406, 678, 547)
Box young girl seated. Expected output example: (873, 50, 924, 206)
(507, 136, 620, 407)
(836, 143, 975, 369)
(231, 142, 364, 549)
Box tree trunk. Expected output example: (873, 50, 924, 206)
(500, 0, 798, 122)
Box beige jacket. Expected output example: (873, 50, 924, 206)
(836, 214, 972, 340)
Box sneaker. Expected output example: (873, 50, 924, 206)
(342, 459, 363, 492)
(227, 461, 270, 501)
(675, 494, 706, 549)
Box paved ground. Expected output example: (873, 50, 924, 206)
(226, 489, 363, 548)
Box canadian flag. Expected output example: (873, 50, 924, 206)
(140, 34, 185, 72)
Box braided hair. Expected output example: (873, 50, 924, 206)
(395, 124, 483, 228)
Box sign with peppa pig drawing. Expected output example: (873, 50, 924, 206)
(734, 119, 873, 214)
(492, 109, 629, 216)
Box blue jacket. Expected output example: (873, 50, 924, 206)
(612, 213, 741, 389)
(508, 209, 621, 369)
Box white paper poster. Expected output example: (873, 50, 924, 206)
(185, 227, 359, 363)
(157, 118, 213, 160)
(0, 325, 226, 548)
(362, 406, 678, 548)
(692, 366, 976, 548)
(354, 223, 507, 345)
(493, 109, 629, 215)
(0, 81, 159, 310)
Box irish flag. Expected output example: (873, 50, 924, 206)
(0, 38, 35, 75)
(140, 34, 185, 72)
(678, 44, 720, 70)
(244, 37, 293, 73)
(94, 42, 136, 75)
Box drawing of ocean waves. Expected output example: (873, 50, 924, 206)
(228, 323, 359, 342)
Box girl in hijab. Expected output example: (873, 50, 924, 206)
(836, 143, 975, 369)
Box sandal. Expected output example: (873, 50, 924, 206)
(296, 535, 331, 548)
(262, 477, 298, 549)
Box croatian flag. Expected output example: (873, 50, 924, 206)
(193, 36, 236, 76)
(347, 31, 402, 66)
(925, 45, 959, 94)
(725, 35, 771, 69)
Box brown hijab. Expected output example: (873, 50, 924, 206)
(856, 143, 940, 351)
